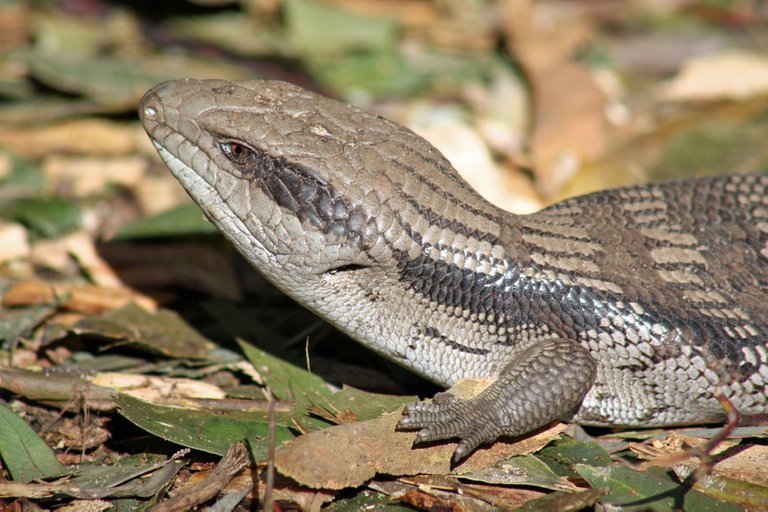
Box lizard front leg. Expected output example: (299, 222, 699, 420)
(396, 337, 597, 462)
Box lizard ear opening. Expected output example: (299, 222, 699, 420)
(324, 263, 370, 275)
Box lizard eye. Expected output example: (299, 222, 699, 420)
(218, 140, 254, 165)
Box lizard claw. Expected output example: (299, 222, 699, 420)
(397, 393, 503, 462)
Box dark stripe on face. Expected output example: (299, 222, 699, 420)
(230, 147, 374, 248)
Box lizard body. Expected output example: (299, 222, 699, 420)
(140, 79, 768, 460)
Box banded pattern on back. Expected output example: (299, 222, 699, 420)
(525, 175, 768, 423)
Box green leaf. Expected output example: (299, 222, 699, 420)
(517, 488, 606, 512)
(74, 303, 217, 359)
(0, 305, 54, 348)
(22, 48, 250, 112)
(0, 401, 68, 482)
(115, 394, 294, 460)
(0, 157, 45, 195)
(70, 453, 183, 498)
(656, 120, 768, 182)
(243, 343, 336, 427)
(238, 338, 332, 403)
(460, 454, 578, 492)
(303, 49, 427, 97)
(285, 0, 397, 57)
(694, 472, 768, 510)
(537, 436, 612, 478)
(575, 464, 745, 512)
(323, 489, 414, 511)
(0, 197, 81, 238)
(306, 48, 496, 97)
(168, 12, 292, 58)
(320, 386, 415, 422)
(112, 202, 217, 240)
(25, 52, 184, 110)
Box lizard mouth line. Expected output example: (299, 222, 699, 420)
(323, 263, 370, 275)
(151, 142, 281, 261)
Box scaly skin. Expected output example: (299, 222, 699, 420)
(140, 79, 768, 461)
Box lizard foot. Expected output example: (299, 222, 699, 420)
(397, 391, 509, 462)
(396, 337, 597, 462)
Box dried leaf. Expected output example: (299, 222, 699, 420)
(274, 404, 566, 490)
(0, 221, 29, 262)
(0, 119, 147, 159)
(460, 454, 580, 492)
(3, 280, 156, 315)
(410, 112, 541, 214)
(712, 445, 768, 487)
(500, 0, 608, 196)
(93, 373, 227, 401)
(43, 156, 147, 197)
(662, 50, 768, 102)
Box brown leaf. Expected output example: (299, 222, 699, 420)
(132, 175, 190, 216)
(150, 442, 249, 511)
(93, 373, 226, 401)
(412, 116, 541, 214)
(713, 445, 768, 487)
(274, 405, 566, 490)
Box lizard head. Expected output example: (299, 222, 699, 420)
(139, 79, 457, 297)
(141, 79, 515, 374)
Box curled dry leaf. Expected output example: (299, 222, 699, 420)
(92, 373, 227, 401)
(2, 280, 157, 314)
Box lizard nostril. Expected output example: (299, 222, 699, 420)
(143, 105, 158, 119)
